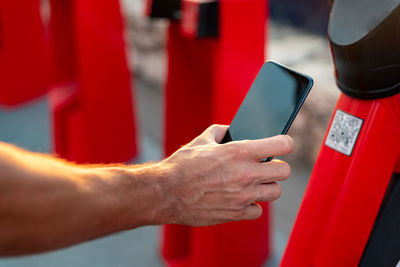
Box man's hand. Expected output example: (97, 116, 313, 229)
(0, 125, 294, 255)
(153, 124, 294, 226)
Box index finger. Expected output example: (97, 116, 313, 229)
(238, 135, 295, 160)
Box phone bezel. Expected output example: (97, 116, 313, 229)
(274, 61, 314, 135)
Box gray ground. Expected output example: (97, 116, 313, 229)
(0, 22, 337, 267)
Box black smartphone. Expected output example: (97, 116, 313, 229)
(221, 61, 313, 158)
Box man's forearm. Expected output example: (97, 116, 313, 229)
(0, 142, 164, 255)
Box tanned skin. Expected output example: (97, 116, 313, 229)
(0, 124, 294, 256)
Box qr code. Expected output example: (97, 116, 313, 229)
(325, 110, 363, 156)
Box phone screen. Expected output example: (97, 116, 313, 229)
(223, 61, 313, 143)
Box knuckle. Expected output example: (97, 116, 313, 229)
(223, 143, 248, 160)
(247, 205, 263, 220)
(279, 161, 291, 180)
(232, 209, 246, 221)
(239, 192, 253, 206)
(205, 124, 217, 134)
(222, 193, 238, 209)
(237, 165, 256, 186)
(207, 124, 221, 135)
(209, 124, 219, 130)
(233, 142, 250, 158)
(222, 143, 238, 157)
(281, 135, 295, 154)
(231, 194, 248, 208)
(211, 123, 225, 130)
(254, 206, 263, 219)
(266, 161, 291, 181)
(269, 183, 282, 201)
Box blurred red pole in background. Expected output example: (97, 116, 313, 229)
(0, 0, 49, 107)
(162, 0, 269, 266)
(48, 0, 138, 163)
(0, 0, 138, 163)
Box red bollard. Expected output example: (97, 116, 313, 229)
(48, 0, 138, 163)
(148, 0, 270, 266)
(281, 1, 400, 265)
(281, 94, 400, 266)
(0, 0, 49, 107)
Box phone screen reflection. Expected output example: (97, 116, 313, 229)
(228, 62, 310, 141)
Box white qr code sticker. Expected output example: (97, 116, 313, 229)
(325, 109, 363, 156)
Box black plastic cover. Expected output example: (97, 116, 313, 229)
(359, 173, 400, 267)
(147, 0, 181, 20)
(328, 0, 400, 99)
(196, 1, 219, 38)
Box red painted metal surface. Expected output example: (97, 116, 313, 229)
(162, 0, 269, 266)
(49, 0, 138, 163)
(281, 93, 400, 266)
(0, 0, 49, 107)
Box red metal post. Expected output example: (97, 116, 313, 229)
(0, 0, 49, 107)
(281, 93, 400, 266)
(162, 0, 270, 266)
(48, 0, 138, 163)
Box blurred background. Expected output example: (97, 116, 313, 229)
(0, 0, 340, 266)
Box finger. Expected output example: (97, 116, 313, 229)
(257, 160, 291, 184)
(240, 202, 263, 220)
(253, 182, 282, 202)
(236, 135, 294, 160)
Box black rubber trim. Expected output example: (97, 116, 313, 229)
(359, 173, 400, 267)
(337, 80, 400, 100)
(197, 1, 219, 38)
